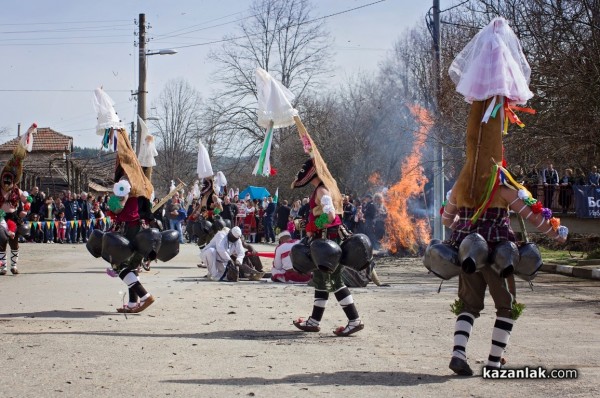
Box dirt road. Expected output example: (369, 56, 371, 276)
(0, 243, 598, 397)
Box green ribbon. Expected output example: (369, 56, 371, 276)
(255, 124, 274, 176)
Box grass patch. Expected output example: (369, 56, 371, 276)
(538, 247, 585, 266)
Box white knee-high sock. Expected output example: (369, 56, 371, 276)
(452, 312, 475, 360)
(488, 316, 514, 367)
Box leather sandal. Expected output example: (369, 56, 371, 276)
(293, 317, 320, 332)
(333, 321, 364, 337)
(117, 304, 139, 313)
(130, 296, 155, 313)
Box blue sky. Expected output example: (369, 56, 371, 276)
(0, 0, 436, 148)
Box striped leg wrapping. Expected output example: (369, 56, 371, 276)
(334, 286, 360, 323)
(119, 270, 149, 305)
(310, 290, 329, 324)
(452, 312, 475, 361)
(10, 250, 18, 267)
(488, 317, 514, 368)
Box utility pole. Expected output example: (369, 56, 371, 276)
(136, 13, 147, 155)
(432, 0, 445, 240)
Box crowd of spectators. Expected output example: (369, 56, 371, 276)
(19, 186, 108, 244)
(161, 190, 389, 250)
(512, 162, 600, 214)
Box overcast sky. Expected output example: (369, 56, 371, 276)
(0, 0, 441, 149)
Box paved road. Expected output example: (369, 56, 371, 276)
(0, 243, 598, 398)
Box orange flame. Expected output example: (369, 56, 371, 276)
(383, 105, 432, 254)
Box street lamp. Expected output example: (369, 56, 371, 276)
(136, 13, 177, 153)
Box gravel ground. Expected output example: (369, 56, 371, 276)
(0, 242, 598, 398)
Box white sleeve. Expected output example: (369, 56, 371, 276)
(232, 239, 245, 263)
(321, 195, 335, 214)
(215, 234, 232, 262)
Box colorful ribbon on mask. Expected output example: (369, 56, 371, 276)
(470, 164, 534, 224)
(503, 97, 536, 134)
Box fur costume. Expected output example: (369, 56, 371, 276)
(292, 116, 343, 215)
(432, 17, 568, 376)
(114, 128, 154, 198)
(0, 123, 36, 276)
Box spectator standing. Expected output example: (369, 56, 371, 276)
(342, 195, 356, 232)
(290, 199, 301, 219)
(524, 166, 540, 199)
(165, 192, 185, 244)
(221, 196, 238, 226)
(76, 192, 91, 243)
(243, 200, 256, 242)
(362, 194, 376, 245)
(263, 196, 276, 243)
(298, 197, 310, 223)
(353, 198, 364, 234)
(541, 162, 559, 209)
(276, 199, 291, 233)
(91, 201, 105, 232)
(62, 190, 79, 244)
(588, 165, 600, 186)
(55, 211, 67, 243)
(573, 168, 587, 185)
(510, 165, 525, 184)
(559, 168, 574, 214)
(29, 186, 44, 216)
(373, 193, 388, 249)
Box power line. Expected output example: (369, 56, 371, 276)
(0, 19, 130, 26)
(153, 10, 251, 39)
(0, 89, 131, 92)
(0, 24, 131, 34)
(0, 34, 133, 42)
(173, 0, 388, 50)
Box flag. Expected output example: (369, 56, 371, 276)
(252, 122, 274, 176)
(273, 187, 279, 203)
(197, 140, 214, 179)
(137, 116, 158, 167)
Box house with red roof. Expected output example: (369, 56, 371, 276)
(0, 127, 113, 195)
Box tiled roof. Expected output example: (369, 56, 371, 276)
(0, 128, 73, 153)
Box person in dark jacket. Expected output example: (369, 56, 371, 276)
(62, 190, 79, 244)
(76, 192, 91, 243)
(220, 196, 238, 226)
(263, 196, 276, 243)
(276, 200, 291, 232)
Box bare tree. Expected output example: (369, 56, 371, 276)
(205, 0, 332, 166)
(440, 1, 600, 172)
(151, 79, 203, 195)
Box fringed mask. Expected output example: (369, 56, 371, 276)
(291, 158, 317, 189)
(201, 178, 214, 195)
(1, 172, 14, 190)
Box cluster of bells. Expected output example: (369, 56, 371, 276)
(423, 233, 543, 281)
(86, 228, 180, 266)
(289, 233, 373, 275)
(0, 223, 31, 244)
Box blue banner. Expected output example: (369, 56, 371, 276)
(573, 185, 600, 218)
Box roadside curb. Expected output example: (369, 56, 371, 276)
(541, 263, 600, 280)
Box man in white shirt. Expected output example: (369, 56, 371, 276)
(201, 226, 245, 280)
(271, 230, 311, 283)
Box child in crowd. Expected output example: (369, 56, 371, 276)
(56, 211, 67, 243)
